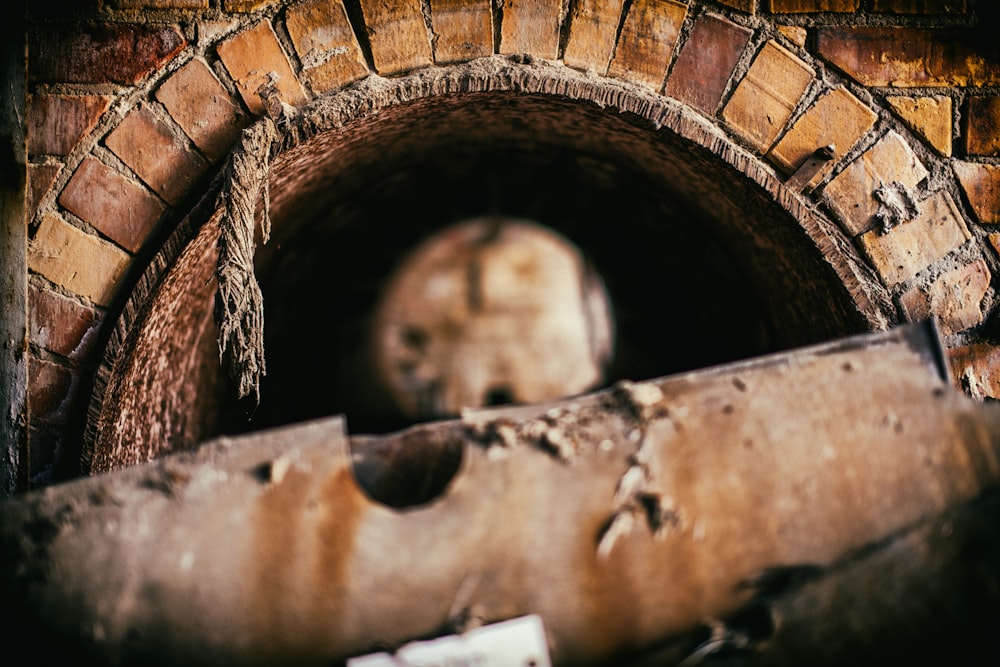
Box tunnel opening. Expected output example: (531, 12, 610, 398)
(86, 63, 884, 473)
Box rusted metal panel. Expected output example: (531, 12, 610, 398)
(3, 323, 1000, 665)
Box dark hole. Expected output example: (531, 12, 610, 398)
(485, 386, 515, 407)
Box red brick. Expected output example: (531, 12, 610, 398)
(429, 0, 494, 64)
(606, 0, 687, 89)
(28, 214, 132, 307)
(29, 285, 105, 361)
(27, 95, 110, 157)
(948, 344, 1000, 400)
(217, 21, 308, 116)
(359, 0, 435, 75)
(285, 0, 371, 91)
(27, 164, 60, 217)
(769, 0, 859, 10)
(722, 40, 815, 152)
(564, 0, 626, 73)
(28, 356, 76, 425)
(28, 23, 186, 85)
(499, 0, 562, 59)
(858, 191, 971, 286)
(768, 86, 877, 187)
(899, 260, 990, 335)
(873, 0, 966, 12)
(664, 13, 752, 114)
(954, 161, 1000, 224)
(823, 131, 929, 236)
(105, 105, 209, 206)
(965, 96, 1000, 156)
(156, 58, 248, 163)
(815, 27, 1000, 88)
(59, 157, 166, 254)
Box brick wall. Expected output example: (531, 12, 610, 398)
(15, 0, 1000, 487)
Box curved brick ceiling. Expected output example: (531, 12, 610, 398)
(22, 0, 1000, 482)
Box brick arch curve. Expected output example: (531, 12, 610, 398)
(24, 0, 1000, 480)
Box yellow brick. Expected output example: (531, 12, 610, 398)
(607, 0, 687, 90)
(217, 21, 308, 116)
(886, 95, 953, 157)
(358, 0, 434, 75)
(286, 0, 370, 93)
(429, 0, 493, 64)
(499, 0, 562, 59)
(563, 0, 627, 74)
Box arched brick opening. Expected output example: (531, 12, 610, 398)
(17, 0, 1000, 484)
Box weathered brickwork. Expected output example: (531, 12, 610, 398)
(14, 0, 1000, 488)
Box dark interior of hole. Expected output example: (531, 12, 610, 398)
(198, 92, 870, 440)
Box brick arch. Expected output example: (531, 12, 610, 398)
(23, 0, 1000, 481)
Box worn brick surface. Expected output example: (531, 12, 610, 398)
(223, 0, 278, 10)
(27, 164, 60, 217)
(858, 191, 971, 286)
(429, 0, 494, 64)
(28, 214, 132, 307)
(156, 58, 247, 163)
(105, 105, 208, 206)
(965, 96, 1000, 156)
(885, 95, 953, 156)
(359, 0, 435, 75)
(499, 0, 562, 59)
(768, 86, 877, 187)
(286, 0, 371, 90)
(28, 23, 186, 85)
(111, 0, 208, 7)
(824, 131, 929, 236)
(778, 25, 807, 47)
(59, 157, 166, 254)
(217, 21, 308, 116)
(815, 27, 1000, 87)
(900, 260, 990, 335)
(954, 161, 1000, 224)
(873, 0, 966, 12)
(27, 95, 110, 157)
(664, 13, 752, 114)
(29, 285, 105, 361)
(948, 344, 1000, 400)
(28, 356, 76, 425)
(563, 0, 628, 74)
(606, 0, 687, 88)
(722, 40, 814, 152)
(717, 0, 754, 11)
(769, 0, 860, 10)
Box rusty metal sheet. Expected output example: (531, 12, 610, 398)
(3, 322, 1000, 665)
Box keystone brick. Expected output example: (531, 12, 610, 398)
(768, 86, 877, 187)
(27, 164, 60, 217)
(954, 161, 1000, 224)
(948, 344, 1000, 400)
(105, 105, 209, 206)
(563, 0, 628, 74)
(815, 27, 1000, 88)
(899, 260, 990, 335)
(768, 0, 860, 10)
(28, 23, 186, 85)
(27, 95, 110, 157)
(428, 0, 494, 64)
(858, 191, 971, 286)
(873, 0, 966, 12)
(29, 285, 105, 361)
(722, 40, 815, 152)
(286, 0, 371, 91)
(606, 0, 687, 89)
(28, 214, 132, 307)
(964, 96, 1000, 156)
(28, 356, 76, 425)
(358, 0, 435, 75)
(824, 131, 930, 237)
(156, 59, 247, 163)
(664, 13, 752, 114)
(500, 0, 562, 59)
(59, 157, 166, 254)
(885, 95, 953, 156)
(217, 21, 308, 116)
